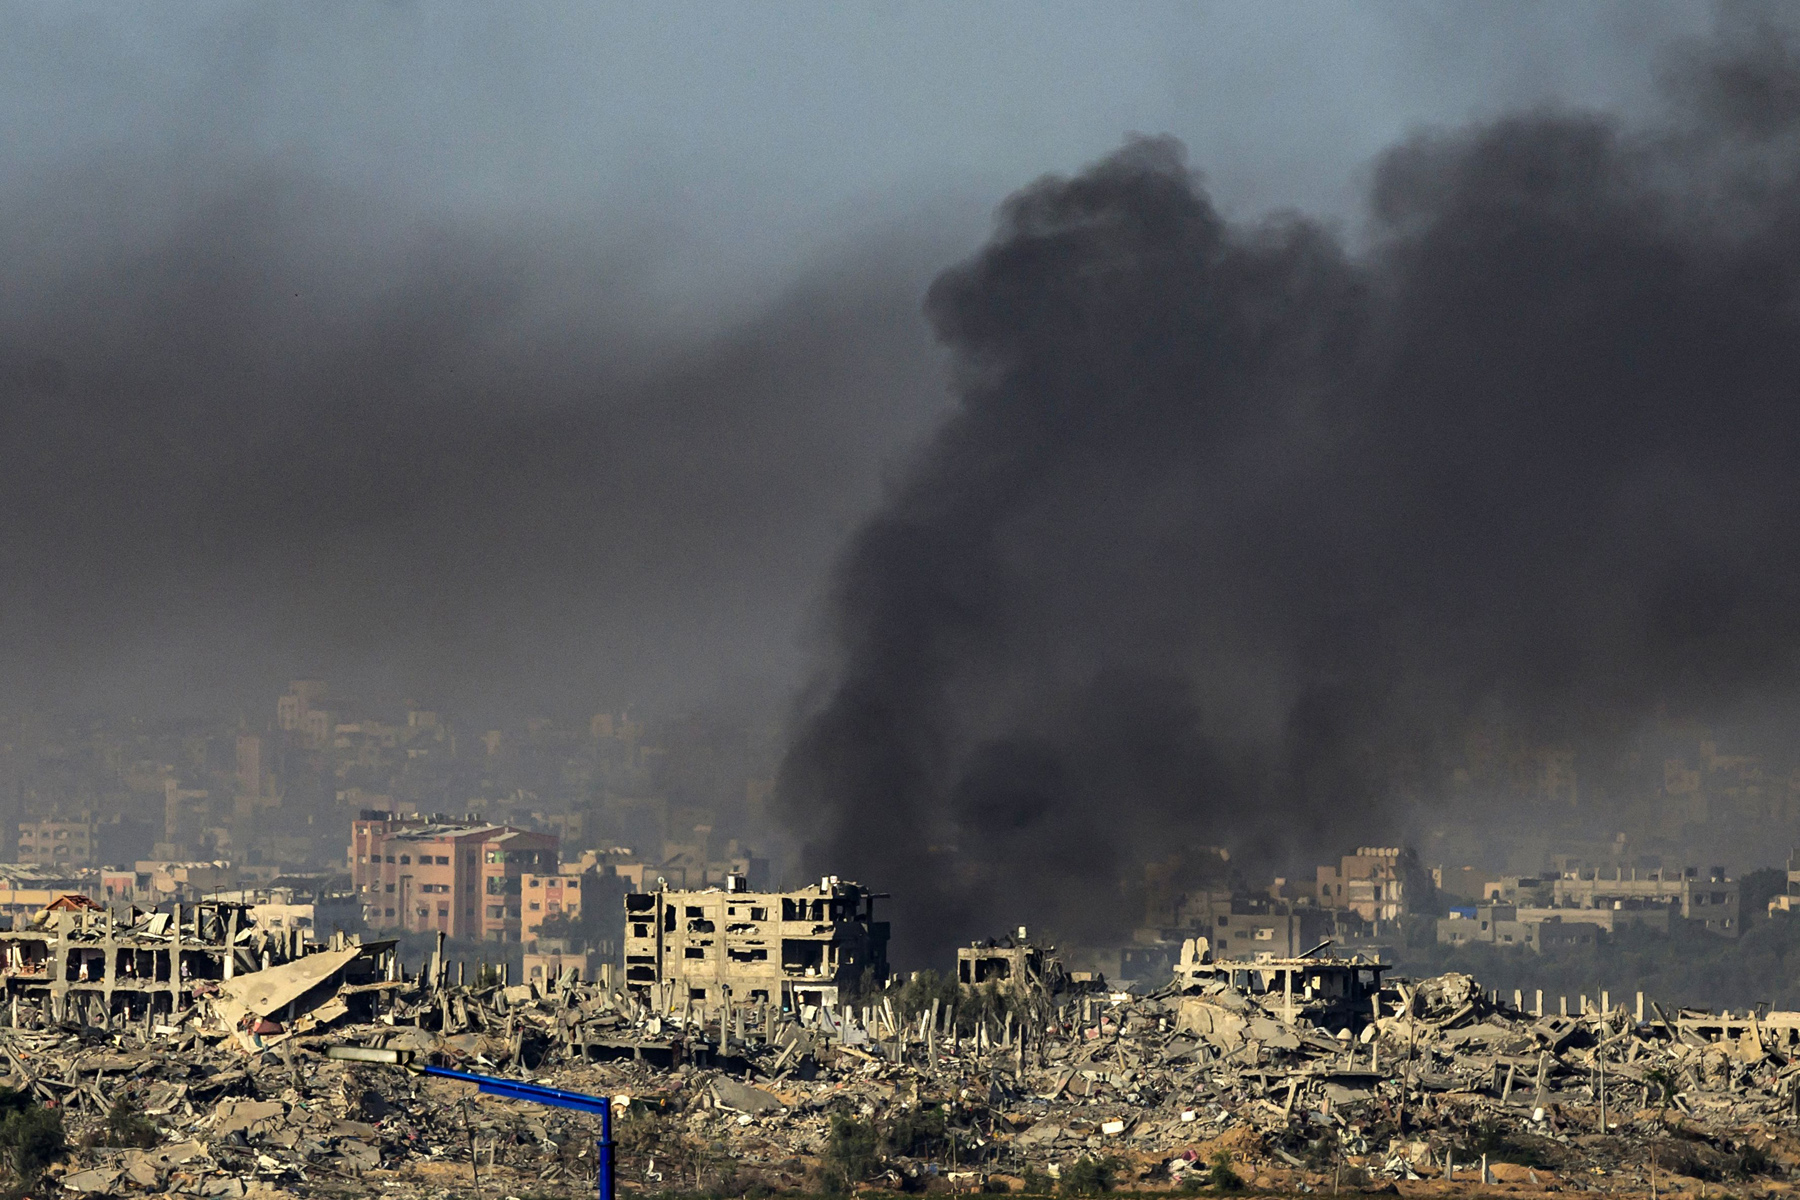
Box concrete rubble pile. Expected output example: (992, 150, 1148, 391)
(12, 934, 1800, 1196)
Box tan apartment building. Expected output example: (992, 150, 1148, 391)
(622, 875, 888, 1009)
(1486, 865, 1739, 936)
(17, 817, 98, 867)
(276, 679, 333, 747)
(520, 866, 588, 949)
(1315, 847, 1427, 924)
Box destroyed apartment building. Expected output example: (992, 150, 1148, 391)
(957, 929, 1116, 997)
(623, 874, 888, 1009)
(12, 870, 1800, 1199)
(0, 893, 398, 1028)
(959, 929, 1059, 993)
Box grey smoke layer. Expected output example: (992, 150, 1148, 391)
(0, 166, 953, 720)
(779, 11, 1800, 960)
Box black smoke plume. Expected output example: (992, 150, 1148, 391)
(779, 8, 1800, 963)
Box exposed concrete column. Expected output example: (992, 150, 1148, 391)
(171, 903, 183, 1014)
(102, 908, 115, 1020)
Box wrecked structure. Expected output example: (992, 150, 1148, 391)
(7, 884, 1800, 1199)
(19, 933, 1800, 1198)
(622, 874, 888, 1009)
(0, 894, 397, 1027)
(1172, 936, 1389, 1034)
(955, 928, 1108, 999)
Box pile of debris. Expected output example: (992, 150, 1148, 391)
(10, 933, 1800, 1196)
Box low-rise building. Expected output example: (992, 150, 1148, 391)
(1436, 902, 1633, 952)
(1486, 864, 1738, 936)
(126, 861, 236, 907)
(621, 874, 888, 1010)
(1769, 848, 1800, 916)
(17, 817, 98, 867)
(0, 866, 103, 924)
(1437, 903, 1544, 950)
(520, 866, 587, 950)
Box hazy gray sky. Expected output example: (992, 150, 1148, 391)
(6, 3, 1704, 297)
(0, 2, 1719, 722)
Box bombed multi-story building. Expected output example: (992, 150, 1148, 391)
(0, 895, 397, 1027)
(621, 875, 888, 1009)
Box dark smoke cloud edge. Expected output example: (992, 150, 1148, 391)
(779, 8, 1800, 965)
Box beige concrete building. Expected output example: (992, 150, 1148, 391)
(520, 866, 587, 950)
(17, 817, 99, 867)
(1487, 865, 1739, 936)
(1314, 847, 1428, 923)
(622, 875, 888, 1009)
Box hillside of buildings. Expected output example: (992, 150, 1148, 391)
(5, 681, 1800, 1014)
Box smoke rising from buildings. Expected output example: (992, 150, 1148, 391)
(779, 9, 1800, 960)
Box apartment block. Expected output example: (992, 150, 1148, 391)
(520, 865, 588, 949)
(1314, 847, 1428, 924)
(349, 811, 558, 942)
(17, 817, 98, 867)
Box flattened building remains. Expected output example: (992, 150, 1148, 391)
(0, 894, 397, 1030)
(622, 874, 888, 1009)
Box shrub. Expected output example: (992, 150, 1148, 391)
(1208, 1151, 1245, 1193)
(99, 1098, 159, 1149)
(824, 1115, 879, 1193)
(1058, 1155, 1120, 1196)
(881, 1107, 949, 1159)
(0, 1088, 65, 1184)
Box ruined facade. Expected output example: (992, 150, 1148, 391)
(622, 875, 888, 1009)
(1172, 937, 1389, 1034)
(956, 929, 1073, 995)
(0, 897, 396, 1026)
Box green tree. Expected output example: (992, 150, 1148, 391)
(0, 1088, 65, 1187)
(1058, 1155, 1120, 1196)
(1207, 1151, 1245, 1193)
(823, 1115, 879, 1193)
(98, 1097, 159, 1149)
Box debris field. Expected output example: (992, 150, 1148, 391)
(11, 926, 1800, 1198)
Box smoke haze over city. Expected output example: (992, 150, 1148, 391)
(779, 7, 1800, 957)
(12, 2, 1800, 960)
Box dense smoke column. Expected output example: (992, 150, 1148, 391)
(781, 15, 1800, 964)
(779, 137, 1375, 957)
